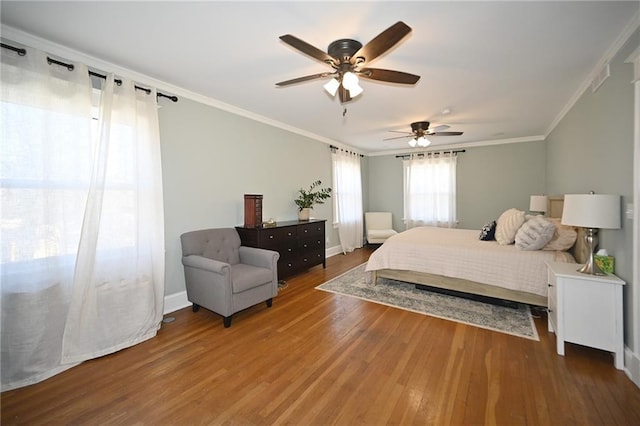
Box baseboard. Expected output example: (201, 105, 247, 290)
(625, 346, 640, 388)
(163, 291, 190, 315)
(164, 244, 345, 315)
(325, 244, 343, 258)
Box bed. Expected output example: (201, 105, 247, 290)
(366, 196, 587, 307)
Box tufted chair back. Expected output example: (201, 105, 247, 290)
(180, 228, 241, 265)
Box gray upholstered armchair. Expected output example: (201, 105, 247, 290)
(180, 228, 279, 327)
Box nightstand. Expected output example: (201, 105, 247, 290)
(546, 261, 625, 369)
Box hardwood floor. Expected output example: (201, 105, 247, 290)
(2, 246, 640, 425)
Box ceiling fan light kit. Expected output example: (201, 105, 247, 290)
(412, 136, 431, 147)
(384, 121, 464, 147)
(277, 21, 420, 104)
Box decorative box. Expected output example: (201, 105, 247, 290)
(594, 255, 615, 274)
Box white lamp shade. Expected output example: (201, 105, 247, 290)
(529, 195, 548, 213)
(323, 78, 340, 96)
(342, 72, 359, 90)
(408, 138, 417, 147)
(561, 193, 621, 229)
(347, 83, 363, 97)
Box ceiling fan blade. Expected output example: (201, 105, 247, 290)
(276, 72, 334, 86)
(431, 131, 464, 136)
(351, 21, 412, 66)
(359, 68, 420, 84)
(387, 130, 413, 134)
(428, 124, 450, 133)
(279, 34, 338, 66)
(383, 134, 413, 141)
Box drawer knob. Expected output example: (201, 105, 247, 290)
(269, 235, 274, 239)
(288, 232, 292, 236)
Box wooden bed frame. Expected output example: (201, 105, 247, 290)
(371, 196, 587, 307)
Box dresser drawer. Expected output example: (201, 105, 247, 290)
(260, 226, 297, 248)
(301, 249, 324, 267)
(299, 236, 324, 251)
(298, 222, 324, 238)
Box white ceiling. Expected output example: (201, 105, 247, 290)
(1, 1, 638, 155)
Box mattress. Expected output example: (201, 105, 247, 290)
(365, 226, 574, 297)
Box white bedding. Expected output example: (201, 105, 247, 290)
(365, 226, 575, 297)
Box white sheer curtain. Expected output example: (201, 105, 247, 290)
(1, 46, 165, 390)
(332, 149, 363, 254)
(403, 153, 457, 229)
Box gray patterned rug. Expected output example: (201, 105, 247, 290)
(316, 263, 539, 340)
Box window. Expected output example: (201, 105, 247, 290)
(403, 153, 457, 228)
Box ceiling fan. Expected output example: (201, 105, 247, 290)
(384, 121, 464, 147)
(276, 21, 420, 103)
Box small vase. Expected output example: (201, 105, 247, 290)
(298, 208, 311, 221)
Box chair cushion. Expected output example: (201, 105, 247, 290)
(368, 229, 398, 239)
(230, 263, 273, 293)
(201, 229, 241, 264)
(365, 212, 393, 230)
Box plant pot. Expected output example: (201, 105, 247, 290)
(298, 208, 311, 221)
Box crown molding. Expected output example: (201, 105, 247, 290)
(365, 135, 546, 157)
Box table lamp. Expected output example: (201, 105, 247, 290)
(529, 195, 548, 215)
(561, 192, 621, 275)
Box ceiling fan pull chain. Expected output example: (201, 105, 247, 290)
(343, 107, 347, 117)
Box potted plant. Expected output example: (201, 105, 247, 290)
(295, 180, 332, 220)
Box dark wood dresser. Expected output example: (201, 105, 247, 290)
(236, 219, 326, 279)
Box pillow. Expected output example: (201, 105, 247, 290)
(542, 218, 578, 251)
(515, 216, 556, 250)
(495, 208, 526, 245)
(479, 220, 496, 241)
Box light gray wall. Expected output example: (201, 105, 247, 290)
(458, 143, 546, 229)
(366, 155, 404, 231)
(158, 98, 338, 296)
(366, 141, 547, 232)
(546, 28, 638, 347)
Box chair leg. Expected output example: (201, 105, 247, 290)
(192, 304, 200, 312)
(266, 298, 273, 308)
(223, 316, 232, 328)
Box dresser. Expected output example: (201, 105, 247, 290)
(236, 219, 326, 279)
(546, 261, 625, 369)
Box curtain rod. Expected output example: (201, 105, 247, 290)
(395, 149, 465, 159)
(1, 42, 178, 102)
(329, 145, 364, 157)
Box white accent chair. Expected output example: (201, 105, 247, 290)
(365, 212, 398, 244)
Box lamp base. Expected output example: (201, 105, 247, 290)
(577, 261, 606, 276)
(576, 227, 605, 275)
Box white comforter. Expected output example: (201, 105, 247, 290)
(365, 226, 574, 297)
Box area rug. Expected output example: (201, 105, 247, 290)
(316, 263, 539, 340)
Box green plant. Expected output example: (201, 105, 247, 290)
(294, 180, 332, 211)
